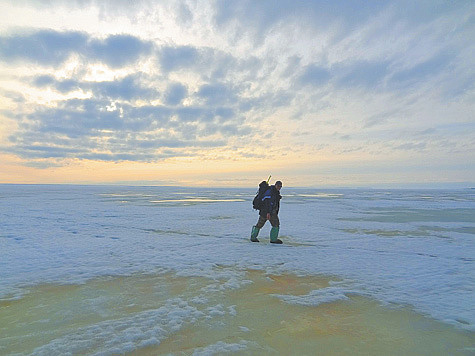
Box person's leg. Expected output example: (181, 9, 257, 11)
(251, 215, 266, 242)
(269, 215, 282, 244)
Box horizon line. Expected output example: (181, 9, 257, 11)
(0, 182, 473, 190)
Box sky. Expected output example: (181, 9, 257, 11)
(0, 0, 473, 187)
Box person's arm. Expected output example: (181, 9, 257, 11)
(263, 189, 272, 219)
(268, 189, 277, 218)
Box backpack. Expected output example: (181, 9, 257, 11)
(252, 181, 270, 210)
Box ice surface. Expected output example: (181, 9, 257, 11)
(30, 297, 202, 356)
(272, 285, 351, 307)
(0, 185, 474, 353)
(2, 269, 473, 355)
(191, 340, 249, 355)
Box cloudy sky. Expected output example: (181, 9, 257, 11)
(0, 0, 473, 187)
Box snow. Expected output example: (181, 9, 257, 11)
(0, 184, 474, 353)
(191, 340, 249, 355)
(272, 285, 352, 307)
(29, 298, 203, 356)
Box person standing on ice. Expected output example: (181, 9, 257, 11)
(251, 180, 283, 244)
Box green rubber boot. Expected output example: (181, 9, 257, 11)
(250, 226, 260, 242)
(270, 226, 282, 244)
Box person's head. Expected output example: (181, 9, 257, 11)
(275, 181, 282, 191)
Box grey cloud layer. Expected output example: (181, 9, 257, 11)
(1, 0, 473, 166)
(0, 30, 152, 67)
(213, 0, 473, 97)
(7, 97, 233, 162)
(32, 74, 158, 100)
(214, 0, 468, 44)
(1, 30, 259, 163)
(296, 51, 465, 93)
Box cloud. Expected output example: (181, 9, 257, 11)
(158, 44, 262, 83)
(164, 83, 187, 106)
(13, 144, 83, 159)
(86, 34, 152, 68)
(393, 142, 427, 151)
(298, 60, 392, 89)
(90, 75, 157, 100)
(335, 60, 390, 89)
(31, 73, 158, 100)
(6, 81, 252, 161)
(364, 108, 407, 128)
(175, 106, 208, 123)
(6, 119, 229, 162)
(33, 75, 56, 87)
(214, 0, 391, 46)
(1, 1, 473, 181)
(159, 45, 199, 72)
(33, 75, 81, 93)
(389, 52, 453, 87)
(197, 83, 237, 105)
(298, 65, 331, 86)
(176, 2, 194, 25)
(215, 107, 234, 119)
(0, 89, 26, 104)
(24, 99, 126, 136)
(0, 30, 88, 65)
(0, 30, 152, 68)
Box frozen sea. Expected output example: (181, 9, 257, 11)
(0, 184, 474, 355)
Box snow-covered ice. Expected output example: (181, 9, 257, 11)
(0, 184, 474, 354)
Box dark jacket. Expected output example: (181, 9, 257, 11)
(259, 185, 282, 217)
